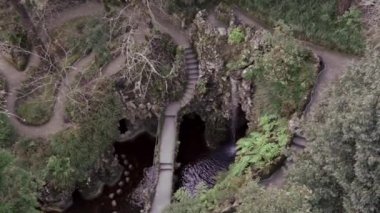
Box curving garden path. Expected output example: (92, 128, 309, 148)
(0, 1, 131, 138)
(232, 7, 358, 188)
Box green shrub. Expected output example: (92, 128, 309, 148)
(44, 155, 76, 190)
(13, 138, 51, 179)
(46, 81, 122, 190)
(245, 29, 316, 117)
(238, 0, 365, 54)
(228, 27, 246, 44)
(0, 114, 15, 149)
(289, 49, 380, 212)
(168, 172, 311, 213)
(0, 150, 38, 213)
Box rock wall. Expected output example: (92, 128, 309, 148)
(180, 8, 267, 147)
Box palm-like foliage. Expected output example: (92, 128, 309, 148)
(232, 114, 290, 176)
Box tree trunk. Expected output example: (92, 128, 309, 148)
(337, 0, 353, 16)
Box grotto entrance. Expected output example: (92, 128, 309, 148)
(66, 133, 156, 213)
(177, 113, 209, 165)
(118, 118, 128, 134)
(175, 108, 248, 192)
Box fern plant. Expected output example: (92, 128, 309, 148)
(231, 114, 290, 176)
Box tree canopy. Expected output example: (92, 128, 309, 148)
(290, 49, 380, 212)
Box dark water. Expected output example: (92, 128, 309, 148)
(177, 113, 210, 165)
(66, 133, 156, 213)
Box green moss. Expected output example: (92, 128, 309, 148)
(228, 27, 246, 44)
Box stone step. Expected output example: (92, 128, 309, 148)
(185, 54, 196, 60)
(186, 81, 197, 88)
(159, 163, 174, 171)
(186, 64, 199, 70)
(188, 75, 199, 80)
(185, 61, 198, 67)
(184, 48, 193, 54)
(187, 69, 199, 74)
(185, 59, 198, 65)
(187, 73, 199, 78)
(186, 67, 199, 73)
(187, 70, 199, 76)
(187, 74, 199, 81)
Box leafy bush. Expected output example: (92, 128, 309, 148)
(237, 0, 365, 54)
(13, 138, 51, 179)
(168, 172, 311, 213)
(289, 49, 380, 212)
(231, 114, 290, 176)
(244, 29, 316, 117)
(44, 155, 76, 190)
(45, 81, 122, 190)
(0, 150, 38, 213)
(228, 27, 245, 44)
(0, 115, 15, 149)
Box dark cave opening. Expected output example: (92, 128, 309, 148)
(174, 107, 248, 192)
(177, 113, 209, 165)
(118, 118, 128, 134)
(67, 133, 156, 213)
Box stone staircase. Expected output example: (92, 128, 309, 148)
(151, 46, 200, 213)
(180, 47, 199, 107)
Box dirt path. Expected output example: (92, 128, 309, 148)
(0, 2, 108, 138)
(147, 2, 190, 48)
(46, 1, 104, 30)
(232, 7, 358, 188)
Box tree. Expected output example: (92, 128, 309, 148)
(0, 150, 38, 213)
(290, 49, 380, 212)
